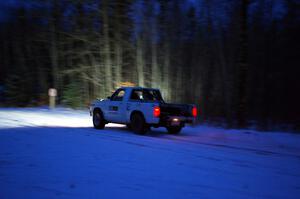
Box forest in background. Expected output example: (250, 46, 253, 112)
(0, 0, 299, 131)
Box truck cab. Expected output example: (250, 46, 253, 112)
(90, 87, 197, 134)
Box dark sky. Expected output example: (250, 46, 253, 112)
(0, 0, 20, 22)
(0, 0, 287, 23)
(0, 0, 197, 22)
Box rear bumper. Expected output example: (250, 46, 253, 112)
(166, 116, 195, 123)
(151, 116, 196, 127)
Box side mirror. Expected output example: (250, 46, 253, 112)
(107, 96, 111, 100)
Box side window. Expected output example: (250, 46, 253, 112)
(111, 89, 125, 101)
(130, 90, 143, 101)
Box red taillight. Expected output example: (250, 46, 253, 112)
(192, 106, 197, 117)
(153, 106, 160, 118)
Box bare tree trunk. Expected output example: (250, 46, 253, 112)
(88, 48, 100, 98)
(151, 20, 159, 88)
(102, 0, 113, 96)
(216, 26, 233, 127)
(162, 41, 170, 101)
(49, 0, 60, 94)
(136, 36, 145, 87)
(176, 62, 183, 102)
(50, 22, 59, 90)
(237, 0, 249, 128)
(114, 34, 122, 88)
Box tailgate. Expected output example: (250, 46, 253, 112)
(160, 103, 193, 117)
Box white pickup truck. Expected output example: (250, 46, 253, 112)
(90, 87, 197, 134)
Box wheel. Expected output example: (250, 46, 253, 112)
(130, 113, 149, 135)
(166, 126, 182, 134)
(93, 109, 105, 129)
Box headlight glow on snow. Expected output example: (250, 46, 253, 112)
(0, 108, 126, 129)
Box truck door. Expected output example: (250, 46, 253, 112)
(106, 89, 126, 123)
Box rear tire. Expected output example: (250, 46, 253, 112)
(93, 109, 105, 129)
(167, 126, 182, 134)
(130, 113, 148, 135)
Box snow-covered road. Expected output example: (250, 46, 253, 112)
(0, 108, 300, 199)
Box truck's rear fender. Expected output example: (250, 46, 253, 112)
(126, 102, 160, 124)
(129, 110, 144, 121)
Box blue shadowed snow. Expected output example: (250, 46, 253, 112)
(0, 108, 300, 199)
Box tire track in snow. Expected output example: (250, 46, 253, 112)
(157, 133, 300, 159)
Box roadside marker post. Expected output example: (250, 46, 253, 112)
(48, 88, 57, 109)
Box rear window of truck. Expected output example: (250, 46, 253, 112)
(130, 89, 163, 102)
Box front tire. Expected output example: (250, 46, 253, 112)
(130, 113, 148, 135)
(93, 109, 105, 129)
(166, 126, 182, 134)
